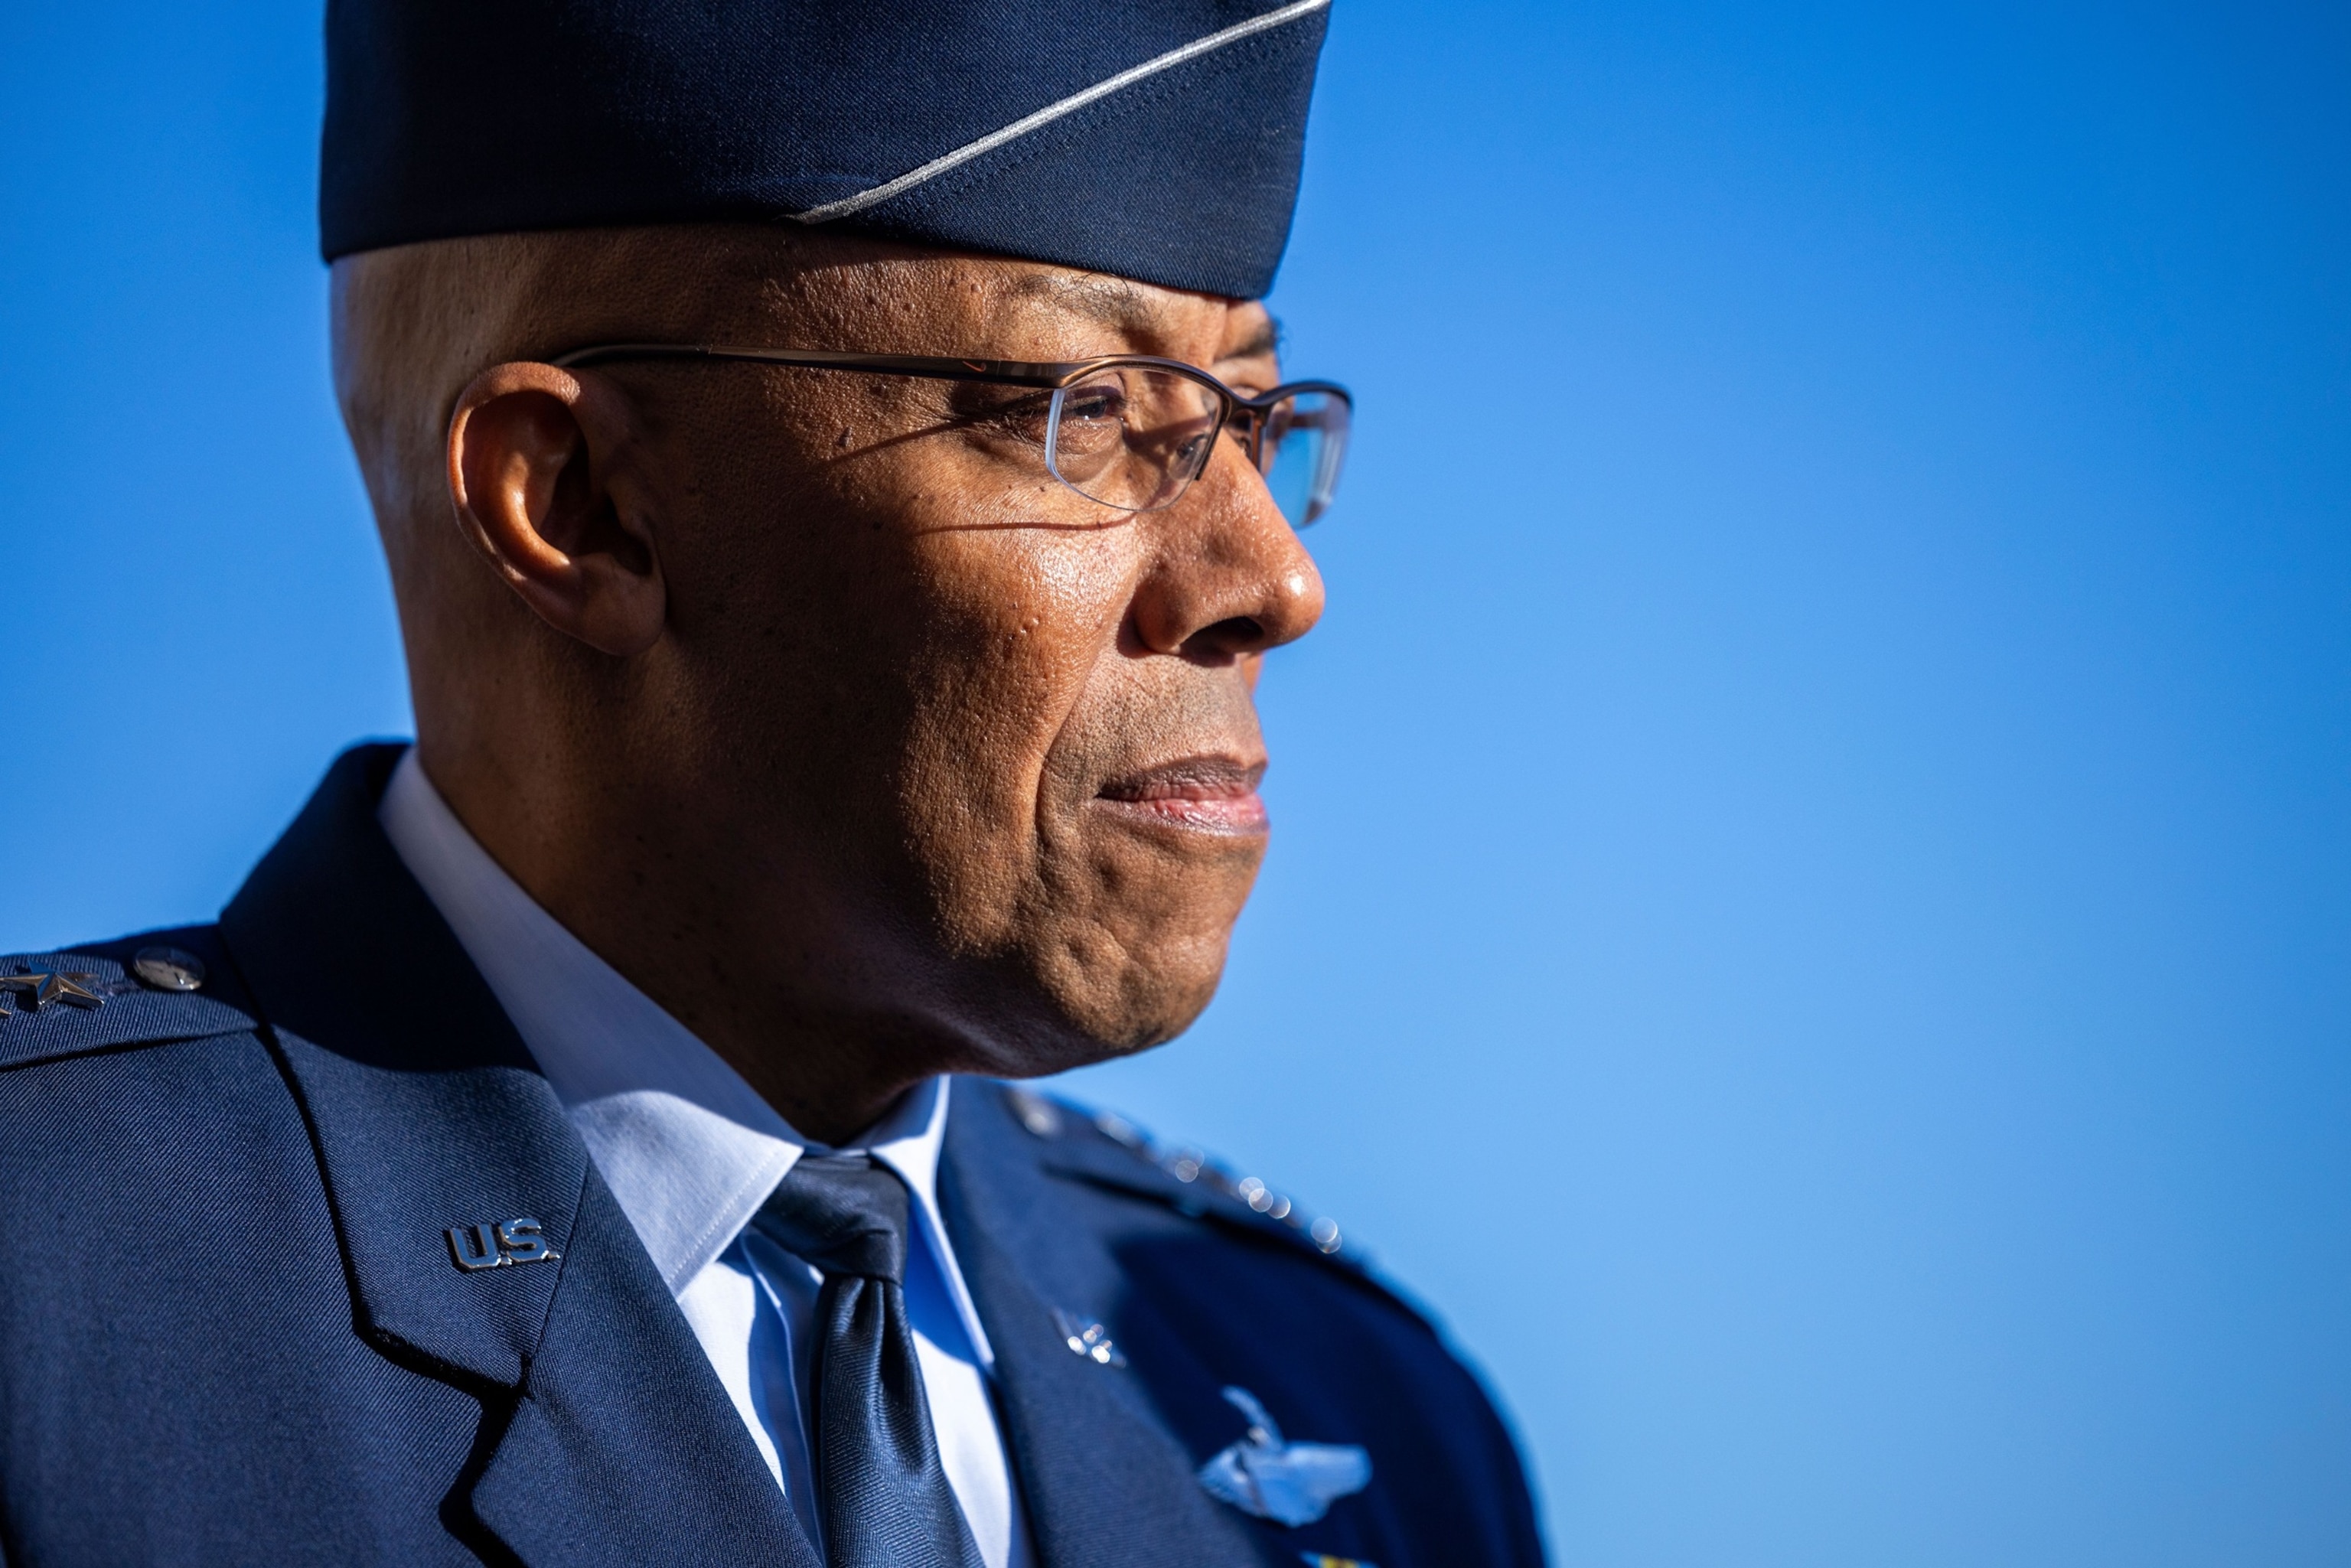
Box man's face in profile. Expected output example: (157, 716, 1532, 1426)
(383, 234, 1326, 1116)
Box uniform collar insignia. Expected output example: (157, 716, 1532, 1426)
(1050, 1306, 1127, 1368)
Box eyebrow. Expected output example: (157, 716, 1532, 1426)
(1225, 313, 1281, 361)
(1004, 272, 1156, 334)
(1003, 273, 1282, 364)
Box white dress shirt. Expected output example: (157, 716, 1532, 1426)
(379, 749, 1032, 1568)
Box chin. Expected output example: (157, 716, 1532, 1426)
(1063, 946, 1232, 1055)
(939, 834, 1261, 1074)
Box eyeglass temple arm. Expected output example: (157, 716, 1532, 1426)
(552, 344, 1351, 408)
(552, 342, 1131, 388)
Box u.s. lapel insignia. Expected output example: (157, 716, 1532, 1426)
(1197, 1385, 1371, 1527)
(446, 1218, 561, 1271)
(0, 968, 106, 1015)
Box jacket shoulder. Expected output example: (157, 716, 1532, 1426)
(959, 1078, 1550, 1563)
(0, 924, 259, 1073)
(967, 1077, 1429, 1319)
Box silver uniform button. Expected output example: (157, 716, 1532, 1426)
(129, 947, 207, 993)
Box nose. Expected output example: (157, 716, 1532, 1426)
(1127, 438, 1326, 662)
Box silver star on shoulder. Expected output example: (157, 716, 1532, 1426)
(0, 969, 106, 1014)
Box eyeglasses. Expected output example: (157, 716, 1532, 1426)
(549, 343, 1353, 527)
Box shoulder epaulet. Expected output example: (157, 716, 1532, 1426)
(991, 1079, 1370, 1276)
(0, 926, 258, 1072)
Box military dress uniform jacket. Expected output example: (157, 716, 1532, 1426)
(0, 746, 1544, 1566)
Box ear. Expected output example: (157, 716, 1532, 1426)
(446, 361, 667, 657)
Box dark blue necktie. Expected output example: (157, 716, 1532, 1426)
(752, 1153, 985, 1568)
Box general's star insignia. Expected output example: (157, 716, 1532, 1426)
(0, 969, 106, 1013)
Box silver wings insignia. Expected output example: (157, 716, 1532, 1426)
(1196, 1385, 1371, 1527)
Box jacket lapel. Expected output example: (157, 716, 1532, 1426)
(470, 1168, 821, 1566)
(220, 745, 813, 1567)
(941, 1082, 1261, 1568)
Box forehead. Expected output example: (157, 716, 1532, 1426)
(710, 238, 1270, 363)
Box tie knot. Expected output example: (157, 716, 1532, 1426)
(753, 1153, 911, 1282)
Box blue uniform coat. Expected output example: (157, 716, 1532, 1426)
(0, 745, 1544, 1566)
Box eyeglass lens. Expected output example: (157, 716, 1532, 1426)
(1260, 389, 1348, 527)
(1044, 368, 1350, 527)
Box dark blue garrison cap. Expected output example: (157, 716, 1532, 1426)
(320, 0, 1332, 300)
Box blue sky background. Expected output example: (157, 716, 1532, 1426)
(3, 2, 2346, 1562)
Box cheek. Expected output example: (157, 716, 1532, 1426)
(892, 522, 1142, 947)
(1013, 650, 1274, 1043)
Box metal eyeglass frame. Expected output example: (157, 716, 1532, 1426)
(547, 343, 1353, 525)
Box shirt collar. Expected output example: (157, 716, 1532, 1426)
(376, 748, 967, 1313)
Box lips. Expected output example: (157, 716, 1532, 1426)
(1094, 756, 1269, 833)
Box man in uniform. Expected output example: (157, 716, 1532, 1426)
(0, 2, 1544, 1563)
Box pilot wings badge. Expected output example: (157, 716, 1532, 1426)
(1196, 1385, 1371, 1527)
